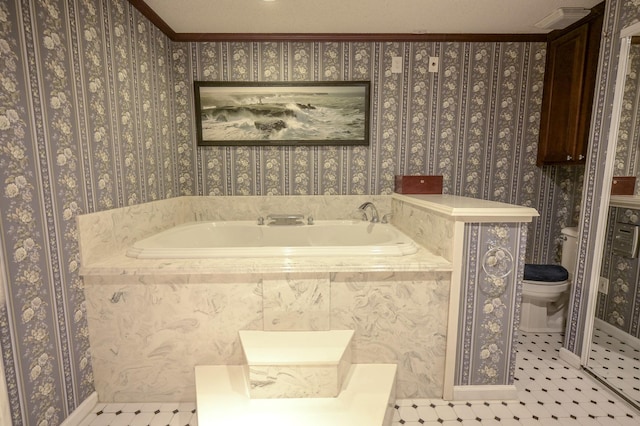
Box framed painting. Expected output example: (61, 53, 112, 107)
(194, 81, 370, 146)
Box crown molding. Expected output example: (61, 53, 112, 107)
(171, 32, 548, 43)
(127, 0, 548, 43)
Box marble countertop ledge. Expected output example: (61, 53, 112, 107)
(609, 195, 640, 209)
(80, 246, 452, 282)
(393, 193, 539, 222)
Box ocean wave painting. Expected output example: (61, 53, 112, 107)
(194, 82, 370, 146)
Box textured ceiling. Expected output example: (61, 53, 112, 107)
(142, 0, 602, 35)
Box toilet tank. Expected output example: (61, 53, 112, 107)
(560, 227, 579, 278)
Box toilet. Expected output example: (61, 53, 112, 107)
(520, 227, 579, 333)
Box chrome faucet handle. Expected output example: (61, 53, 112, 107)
(257, 216, 264, 225)
(307, 216, 314, 225)
(381, 213, 392, 224)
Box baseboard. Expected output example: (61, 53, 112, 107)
(60, 392, 98, 426)
(594, 318, 640, 351)
(451, 385, 518, 401)
(559, 347, 581, 369)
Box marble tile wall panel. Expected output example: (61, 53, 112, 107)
(108, 197, 193, 249)
(263, 274, 331, 330)
(85, 269, 451, 401)
(391, 198, 455, 260)
(77, 208, 119, 265)
(247, 364, 342, 398)
(329, 271, 450, 398)
(191, 195, 393, 222)
(85, 281, 263, 402)
(77, 197, 192, 265)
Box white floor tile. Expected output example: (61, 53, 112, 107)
(129, 412, 155, 426)
(415, 405, 440, 422)
(148, 412, 174, 426)
(397, 405, 419, 421)
(451, 403, 476, 420)
(469, 403, 494, 419)
(170, 410, 195, 426)
(138, 402, 163, 412)
(108, 412, 136, 426)
(100, 404, 125, 413)
(87, 413, 116, 426)
(118, 403, 144, 413)
(434, 404, 457, 421)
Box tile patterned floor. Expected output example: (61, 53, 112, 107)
(80, 332, 640, 425)
(586, 323, 640, 409)
(79, 402, 197, 426)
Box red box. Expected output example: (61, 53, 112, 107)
(394, 175, 443, 194)
(611, 176, 636, 195)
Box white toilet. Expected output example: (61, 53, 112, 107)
(520, 227, 579, 333)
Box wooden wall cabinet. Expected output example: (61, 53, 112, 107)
(537, 9, 603, 166)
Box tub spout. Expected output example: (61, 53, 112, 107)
(358, 202, 379, 223)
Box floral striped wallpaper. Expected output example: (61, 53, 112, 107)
(0, 0, 588, 424)
(614, 45, 640, 188)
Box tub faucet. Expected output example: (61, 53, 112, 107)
(358, 202, 379, 223)
(266, 214, 305, 226)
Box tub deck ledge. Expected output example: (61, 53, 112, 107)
(79, 245, 452, 282)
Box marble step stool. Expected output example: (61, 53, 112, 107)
(238, 329, 354, 398)
(195, 363, 398, 426)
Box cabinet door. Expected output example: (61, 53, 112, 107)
(537, 25, 589, 165)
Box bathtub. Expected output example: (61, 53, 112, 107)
(125, 220, 419, 258)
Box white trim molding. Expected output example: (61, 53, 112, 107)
(560, 348, 582, 369)
(452, 385, 518, 401)
(60, 392, 98, 426)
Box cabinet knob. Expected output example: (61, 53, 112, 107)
(578, 155, 585, 160)
(567, 155, 573, 161)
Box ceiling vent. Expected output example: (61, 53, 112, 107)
(535, 7, 591, 30)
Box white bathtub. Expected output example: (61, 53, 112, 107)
(126, 220, 419, 258)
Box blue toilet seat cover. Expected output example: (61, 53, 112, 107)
(523, 264, 569, 282)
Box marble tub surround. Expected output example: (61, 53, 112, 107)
(85, 280, 264, 401)
(391, 195, 455, 260)
(77, 197, 193, 265)
(84, 270, 450, 402)
(330, 271, 450, 398)
(80, 245, 451, 277)
(262, 275, 331, 330)
(78, 194, 538, 403)
(189, 194, 392, 222)
(390, 194, 538, 261)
